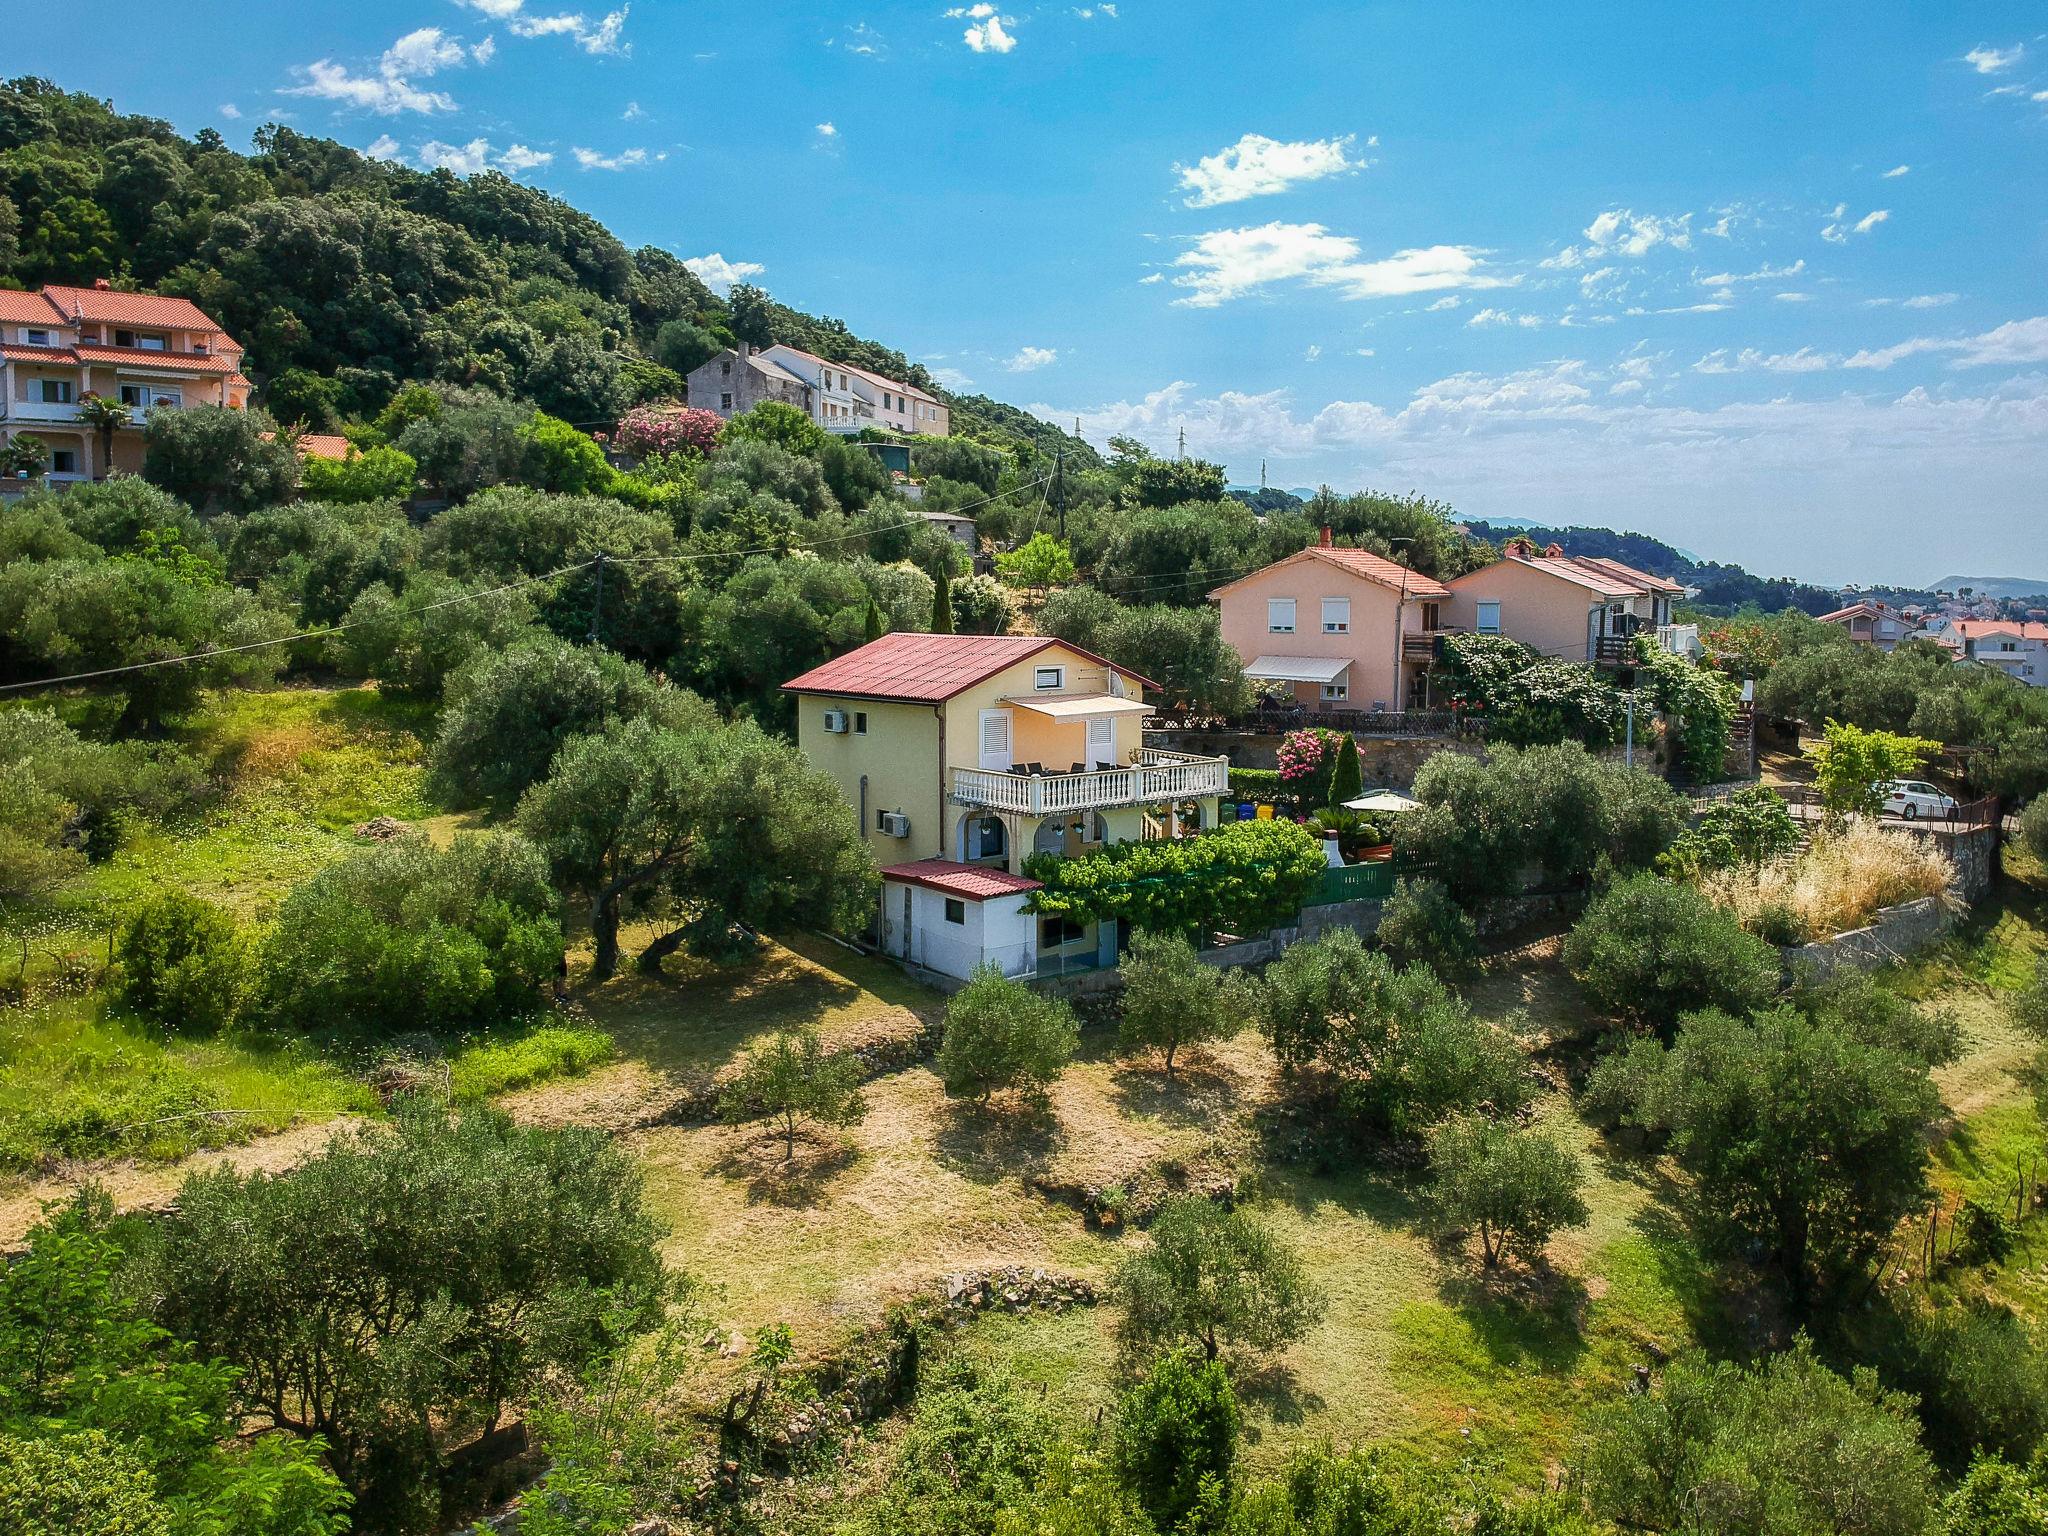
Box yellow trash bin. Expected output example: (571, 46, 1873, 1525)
(1255, 803, 1274, 820)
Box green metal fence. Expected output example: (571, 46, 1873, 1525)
(1308, 862, 1399, 905)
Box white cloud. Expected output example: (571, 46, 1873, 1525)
(416, 137, 553, 175)
(1844, 315, 2048, 371)
(1303, 344, 1322, 361)
(949, 4, 1017, 52)
(1822, 206, 1888, 243)
(832, 22, 886, 57)
(1882, 164, 1910, 178)
(1467, 307, 1542, 329)
(1698, 258, 1805, 286)
(383, 27, 468, 77)
(1354, 347, 1375, 357)
(680, 252, 765, 294)
(285, 58, 456, 115)
(364, 134, 404, 161)
(472, 35, 497, 64)
(219, 103, 242, 120)
(1168, 221, 1504, 307)
(1854, 209, 1890, 234)
(1005, 346, 1058, 372)
(622, 101, 645, 120)
(1964, 44, 2023, 74)
(573, 145, 649, 170)
(454, 1, 630, 56)
(1586, 208, 1692, 256)
(1425, 296, 1463, 312)
(927, 366, 974, 389)
(1138, 273, 1165, 285)
(1903, 292, 1959, 309)
(1774, 292, 1810, 303)
(1694, 346, 1832, 374)
(815, 121, 838, 138)
(1174, 132, 1369, 208)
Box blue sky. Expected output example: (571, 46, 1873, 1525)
(18, 2, 2048, 586)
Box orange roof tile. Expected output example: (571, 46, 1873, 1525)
(42, 285, 224, 334)
(296, 434, 353, 462)
(0, 290, 66, 326)
(879, 859, 1042, 900)
(72, 344, 242, 374)
(0, 344, 79, 365)
(1207, 544, 1451, 601)
(1953, 619, 2048, 640)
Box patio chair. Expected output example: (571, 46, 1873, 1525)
(1026, 761, 1046, 775)
(1069, 762, 1086, 775)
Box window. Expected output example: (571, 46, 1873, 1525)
(1475, 601, 1501, 634)
(1321, 597, 1350, 634)
(23, 328, 49, 346)
(1034, 665, 1064, 690)
(854, 711, 867, 735)
(1321, 682, 1349, 701)
(1040, 915, 1086, 947)
(49, 449, 77, 473)
(119, 384, 146, 407)
(720, 359, 732, 375)
(1421, 601, 1441, 631)
(1267, 597, 1296, 634)
(720, 392, 734, 411)
(943, 898, 966, 925)
(35, 379, 73, 404)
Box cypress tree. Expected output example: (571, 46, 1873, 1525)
(1330, 734, 1363, 807)
(930, 567, 954, 634)
(863, 598, 887, 643)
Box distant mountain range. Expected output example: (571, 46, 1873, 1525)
(1931, 576, 2048, 603)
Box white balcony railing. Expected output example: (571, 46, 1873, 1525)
(1655, 623, 1702, 657)
(950, 747, 1229, 815)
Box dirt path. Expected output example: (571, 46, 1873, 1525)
(0, 1115, 360, 1249)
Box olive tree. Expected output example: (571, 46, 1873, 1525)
(938, 966, 1080, 1104)
(1426, 1115, 1589, 1269)
(718, 1025, 867, 1160)
(1116, 929, 1248, 1080)
(1111, 1197, 1324, 1364)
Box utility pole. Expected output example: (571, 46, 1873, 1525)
(1261, 459, 1267, 491)
(1051, 451, 1067, 542)
(1177, 424, 1186, 461)
(588, 553, 607, 646)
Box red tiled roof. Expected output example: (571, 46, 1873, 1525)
(72, 344, 242, 374)
(1954, 619, 2048, 640)
(784, 632, 1139, 703)
(1818, 601, 1889, 623)
(296, 433, 353, 462)
(0, 290, 66, 326)
(1479, 552, 1681, 598)
(1207, 544, 1451, 601)
(1574, 556, 1684, 595)
(42, 285, 223, 334)
(879, 859, 1042, 900)
(0, 344, 79, 365)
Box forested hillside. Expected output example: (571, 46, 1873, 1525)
(0, 75, 1097, 466)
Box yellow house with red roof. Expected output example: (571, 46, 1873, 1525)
(782, 630, 1228, 978)
(1, 279, 249, 484)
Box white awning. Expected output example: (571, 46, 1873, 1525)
(1003, 693, 1156, 721)
(1242, 655, 1352, 684)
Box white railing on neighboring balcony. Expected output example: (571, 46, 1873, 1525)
(950, 747, 1229, 815)
(1655, 623, 1702, 657)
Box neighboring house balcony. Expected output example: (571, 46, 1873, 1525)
(1655, 623, 1702, 657)
(950, 748, 1229, 816)
(1402, 626, 1468, 659)
(0, 398, 85, 425)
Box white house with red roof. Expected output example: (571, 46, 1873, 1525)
(1932, 619, 2048, 687)
(781, 630, 1227, 979)
(1, 279, 249, 483)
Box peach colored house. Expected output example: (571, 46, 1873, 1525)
(1209, 530, 1453, 712)
(1, 280, 249, 483)
(1441, 546, 1684, 665)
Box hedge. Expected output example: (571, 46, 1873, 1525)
(1024, 819, 1324, 936)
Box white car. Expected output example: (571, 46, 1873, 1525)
(1878, 779, 1958, 821)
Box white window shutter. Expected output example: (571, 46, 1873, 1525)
(978, 709, 1013, 770)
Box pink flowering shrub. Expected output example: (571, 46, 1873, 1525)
(613, 402, 723, 460)
(1276, 728, 1333, 783)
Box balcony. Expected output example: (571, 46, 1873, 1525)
(950, 748, 1229, 816)
(1402, 627, 1467, 659)
(0, 399, 83, 425)
(1654, 623, 1701, 657)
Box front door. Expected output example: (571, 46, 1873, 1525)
(1086, 716, 1114, 770)
(979, 708, 1014, 771)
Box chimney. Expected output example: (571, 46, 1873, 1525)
(1318, 525, 1333, 548)
(92, 278, 112, 291)
(1543, 542, 1565, 558)
(736, 340, 750, 363)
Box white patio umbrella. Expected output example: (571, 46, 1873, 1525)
(1341, 790, 1422, 814)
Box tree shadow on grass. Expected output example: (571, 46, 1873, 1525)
(709, 1127, 859, 1209)
(1105, 1051, 1247, 1131)
(1433, 1256, 1592, 1373)
(1232, 1357, 1327, 1432)
(1628, 1196, 1779, 1358)
(933, 1094, 1068, 1185)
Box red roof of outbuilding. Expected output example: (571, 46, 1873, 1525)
(783, 631, 1145, 702)
(880, 859, 1043, 900)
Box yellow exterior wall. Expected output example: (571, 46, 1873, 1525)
(794, 695, 944, 866)
(1443, 560, 1600, 662)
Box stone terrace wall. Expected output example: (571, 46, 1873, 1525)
(1779, 894, 1955, 981)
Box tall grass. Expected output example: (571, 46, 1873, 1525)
(1705, 822, 1953, 943)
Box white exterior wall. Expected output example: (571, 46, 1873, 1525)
(881, 881, 1037, 980)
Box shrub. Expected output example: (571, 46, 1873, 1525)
(1702, 822, 1952, 942)
(1260, 930, 1531, 1137)
(1941, 1456, 2048, 1536)
(949, 571, 1016, 635)
(1117, 929, 1248, 1079)
(141, 404, 299, 514)
(255, 832, 563, 1038)
(1026, 820, 1325, 938)
(1580, 1341, 1937, 1536)
(1661, 786, 1803, 878)
(721, 399, 827, 456)
(938, 965, 1079, 1103)
(1580, 1036, 1672, 1136)
(2022, 797, 2048, 864)
(1328, 734, 1363, 807)
(1562, 873, 1778, 1033)
(299, 444, 417, 504)
(612, 401, 722, 459)
(113, 892, 248, 1035)
(1111, 1197, 1324, 1364)
(1376, 876, 1478, 976)
(1434, 632, 1625, 749)
(1810, 719, 1940, 819)
(1881, 1308, 2048, 1474)
(1634, 641, 1737, 781)
(861, 1362, 1056, 1536)
(338, 574, 536, 699)
(1110, 1349, 1240, 1533)
(1427, 1115, 1590, 1269)
(997, 532, 1078, 588)
(141, 1101, 668, 1533)
(718, 1025, 867, 1159)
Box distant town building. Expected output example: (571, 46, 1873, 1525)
(1817, 599, 1907, 651)
(1, 279, 249, 482)
(1934, 620, 2048, 687)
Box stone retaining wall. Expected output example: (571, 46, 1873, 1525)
(1779, 894, 1955, 980)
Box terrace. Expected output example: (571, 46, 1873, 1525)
(949, 747, 1229, 815)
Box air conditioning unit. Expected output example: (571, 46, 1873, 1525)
(822, 709, 851, 734)
(879, 812, 912, 838)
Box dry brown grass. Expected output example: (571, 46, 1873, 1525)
(1705, 821, 1952, 941)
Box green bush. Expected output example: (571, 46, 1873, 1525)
(1112, 1196, 1324, 1364)
(1661, 786, 1803, 878)
(1117, 929, 1248, 1079)
(1562, 873, 1779, 1033)
(1427, 1114, 1590, 1269)
(1880, 1308, 2048, 1474)
(1110, 1348, 1240, 1533)
(299, 444, 417, 504)
(938, 965, 1079, 1104)
(255, 832, 563, 1038)
(860, 1362, 1056, 1536)
(1941, 1456, 2048, 1536)
(1026, 819, 1325, 937)
(1580, 1037, 1671, 1137)
(113, 892, 248, 1035)
(2022, 797, 2048, 864)
(448, 1025, 612, 1103)
(1226, 768, 1282, 800)
(718, 1024, 867, 1159)
(1376, 876, 1478, 976)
